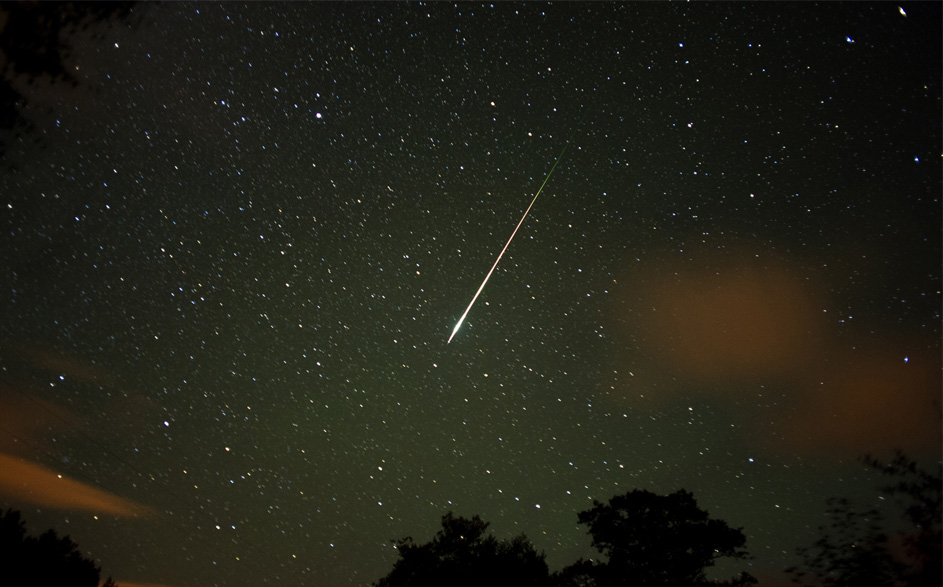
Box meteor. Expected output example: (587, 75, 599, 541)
(447, 119, 582, 343)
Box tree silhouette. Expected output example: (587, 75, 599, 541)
(785, 496, 900, 587)
(374, 511, 549, 587)
(865, 451, 943, 586)
(555, 489, 756, 587)
(375, 489, 756, 587)
(0, 508, 116, 586)
(0, 1, 137, 155)
(786, 452, 942, 587)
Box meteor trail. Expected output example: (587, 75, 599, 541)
(447, 120, 581, 343)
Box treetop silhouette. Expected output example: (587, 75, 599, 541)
(0, 508, 116, 587)
(560, 489, 756, 587)
(375, 511, 548, 587)
(787, 451, 942, 587)
(375, 488, 757, 587)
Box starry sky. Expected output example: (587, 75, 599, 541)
(0, 2, 940, 586)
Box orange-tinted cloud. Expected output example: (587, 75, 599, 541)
(776, 344, 941, 458)
(0, 342, 159, 456)
(0, 381, 84, 454)
(639, 266, 824, 383)
(3, 341, 121, 388)
(611, 247, 941, 458)
(0, 453, 153, 518)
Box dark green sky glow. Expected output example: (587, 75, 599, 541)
(1, 3, 940, 586)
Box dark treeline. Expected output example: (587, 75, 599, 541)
(0, 452, 937, 586)
(375, 453, 941, 587)
(375, 488, 756, 587)
(786, 451, 941, 587)
(0, 508, 115, 587)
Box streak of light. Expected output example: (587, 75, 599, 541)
(448, 114, 583, 343)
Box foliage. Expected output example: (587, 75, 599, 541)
(0, 1, 138, 153)
(785, 496, 900, 587)
(786, 451, 942, 587)
(0, 508, 115, 587)
(374, 511, 549, 587)
(555, 489, 756, 587)
(866, 451, 942, 586)
(375, 489, 756, 587)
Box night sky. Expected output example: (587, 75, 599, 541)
(1, 3, 940, 586)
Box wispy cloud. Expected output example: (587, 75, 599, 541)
(3, 342, 121, 388)
(0, 453, 153, 517)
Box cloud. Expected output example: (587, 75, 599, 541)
(3, 341, 121, 388)
(611, 248, 941, 458)
(775, 344, 941, 457)
(638, 265, 823, 383)
(0, 453, 154, 518)
(0, 381, 84, 454)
